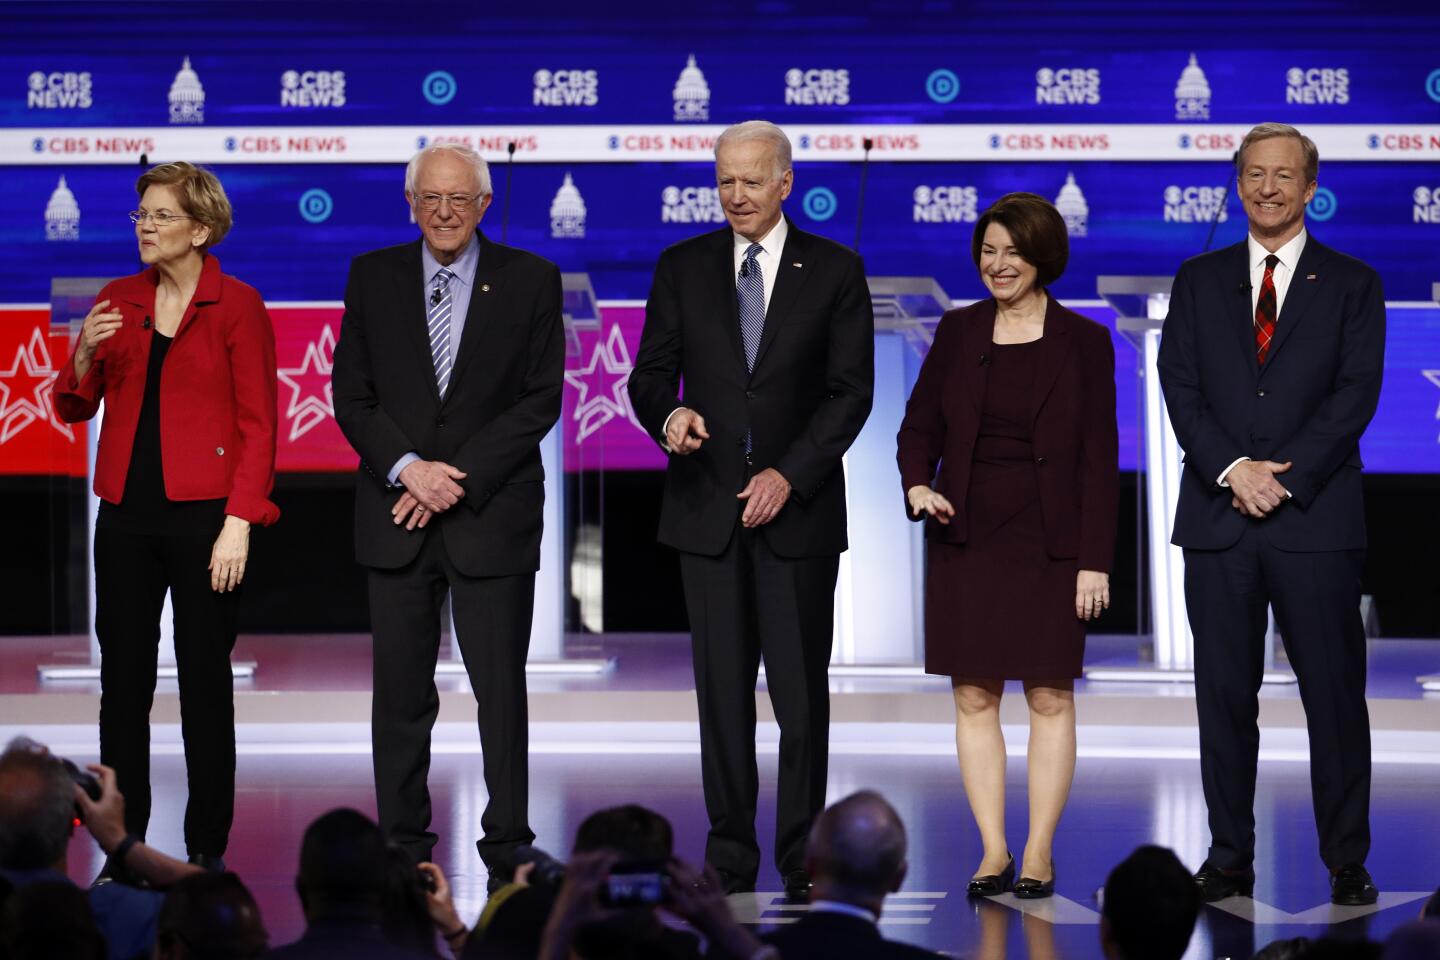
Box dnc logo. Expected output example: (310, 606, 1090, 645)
(422, 71, 457, 106)
(298, 189, 333, 224)
(925, 69, 960, 104)
(1306, 186, 1337, 222)
(802, 187, 838, 222)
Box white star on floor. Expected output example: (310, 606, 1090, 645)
(0, 326, 74, 444)
(276, 324, 336, 442)
(563, 323, 646, 444)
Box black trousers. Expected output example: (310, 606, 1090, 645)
(679, 526, 839, 883)
(1185, 525, 1371, 871)
(368, 527, 536, 867)
(94, 525, 239, 857)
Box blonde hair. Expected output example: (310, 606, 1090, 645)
(135, 161, 233, 249)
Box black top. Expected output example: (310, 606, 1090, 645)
(98, 332, 225, 535)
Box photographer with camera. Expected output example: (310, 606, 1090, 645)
(0, 735, 202, 960)
(532, 805, 772, 960)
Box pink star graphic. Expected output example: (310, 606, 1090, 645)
(276, 324, 336, 442)
(563, 324, 645, 444)
(0, 326, 74, 444)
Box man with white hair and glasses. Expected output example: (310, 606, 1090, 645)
(332, 144, 564, 888)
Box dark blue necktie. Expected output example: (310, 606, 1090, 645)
(737, 243, 764, 453)
(738, 243, 764, 372)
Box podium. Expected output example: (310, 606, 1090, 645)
(439, 272, 610, 676)
(828, 276, 952, 674)
(1082, 276, 1292, 684)
(1420, 283, 1440, 693)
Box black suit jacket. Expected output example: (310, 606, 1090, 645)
(896, 295, 1119, 573)
(762, 911, 942, 960)
(628, 219, 874, 558)
(1157, 236, 1385, 552)
(332, 231, 564, 576)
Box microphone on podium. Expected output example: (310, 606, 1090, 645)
(501, 141, 517, 244)
(1203, 148, 1242, 253)
(854, 137, 874, 252)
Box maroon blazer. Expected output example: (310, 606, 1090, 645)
(54, 254, 280, 526)
(895, 295, 1118, 573)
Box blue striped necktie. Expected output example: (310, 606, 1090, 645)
(738, 242, 765, 372)
(737, 242, 764, 453)
(428, 267, 454, 395)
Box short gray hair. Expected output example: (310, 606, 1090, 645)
(404, 143, 492, 198)
(1237, 122, 1319, 184)
(715, 120, 793, 179)
(0, 736, 75, 870)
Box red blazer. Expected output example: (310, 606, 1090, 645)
(896, 295, 1117, 572)
(55, 255, 280, 526)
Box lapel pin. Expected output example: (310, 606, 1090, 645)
(1306, 274, 1317, 281)
(481, 283, 491, 292)
(791, 261, 803, 268)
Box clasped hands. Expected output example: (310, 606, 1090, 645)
(1225, 459, 1292, 519)
(392, 459, 467, 530)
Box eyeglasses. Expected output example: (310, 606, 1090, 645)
(415, 193, 477, 212)
(129, 211, 195, 226)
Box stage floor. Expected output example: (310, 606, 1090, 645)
(3, 631, 1437, 958)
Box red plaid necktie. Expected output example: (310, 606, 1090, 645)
(1254, 254, 1279, 364)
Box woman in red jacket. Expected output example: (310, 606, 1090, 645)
(896, 193, 1118, 901)
(56, 161, 279, 872)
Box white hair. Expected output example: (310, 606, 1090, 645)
(404, 143, 493, 197)
(714, 120, 793, 179)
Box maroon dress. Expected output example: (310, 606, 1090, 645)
(923, 338, 1084, 682)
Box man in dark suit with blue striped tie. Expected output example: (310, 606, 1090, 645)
(332, 144, 564, 886)
(630, 120, 875, 898)
(1158, 123, 1385, 907)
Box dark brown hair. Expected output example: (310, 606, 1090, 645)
(971, 192, 1069, 288)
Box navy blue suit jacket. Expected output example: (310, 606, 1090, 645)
(1157, 236, 1385, 552)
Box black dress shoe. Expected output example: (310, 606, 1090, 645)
(1014, 862, 1055, 900)
(966, 854, 1015, 898)
(1193, 862, 1255, 902)
(1330, 863, 1378, 906)
(188, 854, 226, 873)
(782, 869, 812, 900)
(716, 869, 755, 895)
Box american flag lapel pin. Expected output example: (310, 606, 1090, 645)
(1306, 274, 1317, 281)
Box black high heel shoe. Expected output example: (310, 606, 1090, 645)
(1014, 861, 1056, 900)
(967, 854, 1015, 897)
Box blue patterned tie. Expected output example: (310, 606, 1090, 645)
(428, 267, 454, 395)
(738, 243, 765, 372)
(737, 243, 764, 453)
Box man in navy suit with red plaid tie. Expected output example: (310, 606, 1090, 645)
(1158, 123, 1385, 906)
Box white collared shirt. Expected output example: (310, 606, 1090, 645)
(732, 216, 789, 313)
(1217, 229, 1309, 489)
(659, 217, 790, 446)
(808, 900, 879, 924)
(1247, 229, 1307, 319)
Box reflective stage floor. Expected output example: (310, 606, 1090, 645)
(3, 632, 1437, 958)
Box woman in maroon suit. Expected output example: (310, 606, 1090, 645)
(896, 193, 1117, 900)
(55, 162, 279, 872)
